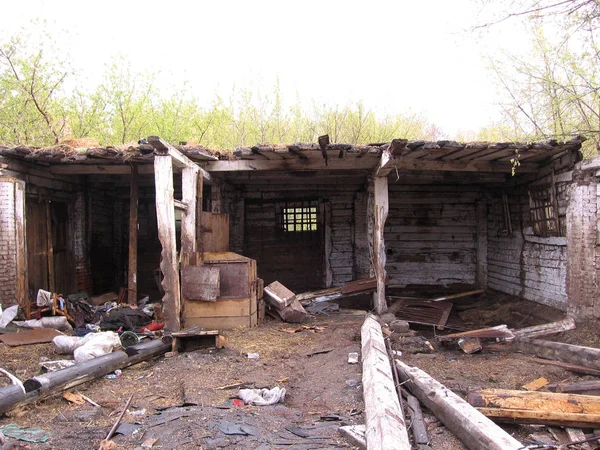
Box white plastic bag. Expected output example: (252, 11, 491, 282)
(73, 331, 121, 363)
(239, 387, 286, 406)
(14, 316, 73, 331)
(0, 305, 18, 328)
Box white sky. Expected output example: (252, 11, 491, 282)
(3, 0, 530, 138)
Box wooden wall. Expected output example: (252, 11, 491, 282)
(384, 183, 480, 288)
(221, 172, 369, 293)
(486, 184, 569, 310)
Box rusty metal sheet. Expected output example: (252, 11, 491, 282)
(181, 266, 220, 302)
(0, 328, 62, 346)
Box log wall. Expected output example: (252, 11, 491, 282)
(221, 174, 369, 292)
(385, 183, 479, 287)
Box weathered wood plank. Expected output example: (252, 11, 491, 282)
(373, 176, 388, 314)
(14, 180, 27, 309)
(514, 339, 600, 371)
(181, 265, 220, 301)
(181, 165, 199, 254)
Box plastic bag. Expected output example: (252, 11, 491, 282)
(0, 305, 18, 328)
(238, 387, 286, 406)
(73, 331, 121, 363)
(14, 316, 73, 331)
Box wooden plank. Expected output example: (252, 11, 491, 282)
(513, 317, 576, 339)
(0, 328, 62, 346)
(148, 136, 211, 182)
(184, 314, 255, 330)
(45, 201, 55, 293)
(181, 165, 199, 254)
(154, 155, 181, 332)
(51, 164, 155, 175)
(199, 212, 229, 252)
(395, 360, 523, 450)
(181, 265, 220, 301)
(14, 180, 27, 309)
(128, 164, 138, 304)
(476, 408, 600, 428)
(184, 298, 250, 318)
(361, 315, 411, 449)
(196, 171, 204, 254)
(264, 281, 296, 309)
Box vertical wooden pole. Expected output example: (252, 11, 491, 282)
(476, 200, 488, 289)
(46, 201, 55, 293)
(14, 180, 27, 310)
(154, 156, 182, 332)
(181, 166, 198, 255)
(128, 165, 139, 305)
(373, 176, 389, 314)
(196, 172, 204, 254)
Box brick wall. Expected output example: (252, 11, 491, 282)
(0, 179, 17, 307)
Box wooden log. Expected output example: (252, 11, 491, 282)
(406, 393, 429, 445)
(514, 339, 600, 371)
(372, 176, 389, 314)
(513, 317, 576, 339)
(0, 338, 170, 414)
(395, 360, 522, 450)
(128, 164, 139, 305)
(524, 356, 600, 376)
(475, 408, 600, 428)
(362, 315, 411, 449)
(547, 381, 600, 395)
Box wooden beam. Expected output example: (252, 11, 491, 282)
(373, 176, 389, 314)
(45, 201, 55, 293)
(195, 172, 204, 254)
(514, 339, 600, 371)
(361, 315, 411, 449)
(513, 317, 576, 339)
(51, 164, 155, 175)
(148, 136, 211, 182)
(127, 165, 139, 305)
(205, 158, 380, 172)
(375, 147, 393, 177)
(173, 199, 188, 211)
(377, 156, 541, 174)
(181, 166, 199, 254)
(475, 408, 600, 428)
(154, 155, 182, 332)
(395, 360, 523, 450)
(14, 180, 27, 310)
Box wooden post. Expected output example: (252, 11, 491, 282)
(362, 315, 411, 449)
(46, 201, 55, 293)
(514, 338, 600, 371)
(128, 165, 139, 305)
(195, 172, 204, 254)
(476, 200, 488, 289)
(14, 180, 27, 310)
(396, 360, 523, 450)
(154, 155, 182, 332)
(373, 176, 389, 314)
(181, 166, 199, 254)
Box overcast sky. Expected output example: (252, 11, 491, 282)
(3, 0, 529, 137)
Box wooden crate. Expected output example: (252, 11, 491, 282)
(182, 252, 258, 329)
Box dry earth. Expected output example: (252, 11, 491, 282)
(1, 292, 600, 449)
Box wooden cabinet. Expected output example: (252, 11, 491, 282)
(182, 252, 258, 329)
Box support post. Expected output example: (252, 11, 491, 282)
(154, 155, 181, 332)
(14, 180, 27, 309)
(128, 165, 139, 305)
(195, 171, 204, 254)
(373, 176, 389, 314)
(181, 166, 199, 254)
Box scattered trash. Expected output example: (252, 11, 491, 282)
(115, 423, 142, 435)
(119, 331, 140, 348)
(348, 352, 359, 364)
(127, 408, 146, 416)
(306, 348, 334, 358)
(279, 325, 326, 333)
(215, 381, 248, 390)
(40, 359, 76, 372)
(74, 332, 121, 363)
(0, 424, 49, 443)
(246, 353, 260, 359)
(238, 387, 286, 406)
(277, 377, 289, 383)
(458, 337, 482, 354)
(141, 437, 159, 448)
(346, 379, 359, 387)
(63, 392, 85, 405)
(232, 399, 245, 407)
(106, 370, 122, 380)
(218, 422, 257, 436)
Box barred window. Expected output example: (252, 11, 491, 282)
(280, 202, 318, 232)
(529, 184, 562, 237)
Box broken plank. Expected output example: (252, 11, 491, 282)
(264, 281, 296, 310)
(362, 315, 411, 449)
(430, 289, 484, 302)
(547, 381, 600, 395)
(565, 428, 593, 450)
(437, 324, 514, 342)
(338, 424, 366, 450)
(524, 357, 600, 377)
(475, 408, 600, 428)
(395, 360, 522, 450)
(513, 317, 576, 339)
(514, 339, 600, 371)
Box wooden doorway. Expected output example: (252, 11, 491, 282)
(244, 199, 326, 292)
(26, 199, 75, 297)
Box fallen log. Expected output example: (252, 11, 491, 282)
(395, 360, 522, 450)
(524, 356, 600, 376)
(514, 339, 600, 371)
(361, 315, 411, 450)
(513, 317, 576, 339)
(547, 381, 600, 395)
(405, 392, 429, 445)
(0, 338, 170, 414)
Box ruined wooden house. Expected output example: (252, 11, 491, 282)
(1, 135, 599, 330)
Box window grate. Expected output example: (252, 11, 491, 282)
(279, 201, 318, 233)
(529, 182, 562, 237)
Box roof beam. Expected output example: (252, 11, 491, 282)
(148, 136, 211, 182)
(51, 164, 155, 175)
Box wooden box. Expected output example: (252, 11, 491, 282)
(182, 252, 258, 329)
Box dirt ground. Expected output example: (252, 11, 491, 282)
(1, 291, 600, 449)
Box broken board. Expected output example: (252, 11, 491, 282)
(264, 281, 296, 310)
(0, 328, 62, 346)
(181, 265, 220, 301)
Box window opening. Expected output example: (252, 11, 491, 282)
(529, 179, 562, 237)
(279, 201, 318, 233)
